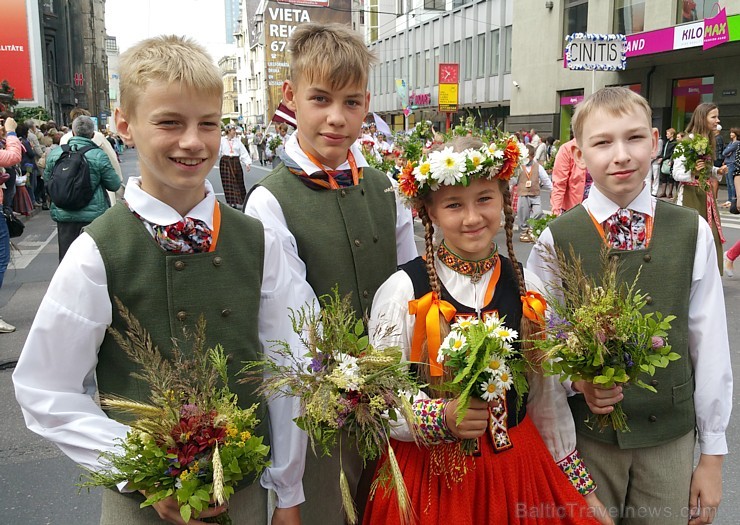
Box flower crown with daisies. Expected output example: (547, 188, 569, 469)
(397, 135, 528, 205)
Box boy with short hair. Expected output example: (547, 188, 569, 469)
(245, 22, 417, 525)
(528, 87, 732, 525)
(13, 35, 304, 525)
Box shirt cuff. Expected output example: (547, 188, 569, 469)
(698, 432, 728, 456)
(556, 449, 596, 496)
(7, 131, 16, 136)
(413, 398, 457, 446)
(261, 479, 305, 509)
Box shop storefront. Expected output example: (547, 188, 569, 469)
(670, 76, 715, 131)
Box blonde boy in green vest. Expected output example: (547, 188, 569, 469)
(245, 22, 417, 525)
(14, 35, 304, 525)
(527, 87, 731, 525)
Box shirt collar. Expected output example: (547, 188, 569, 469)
(583, 181, 655, 223)
(123, 177, 217, 228)
(284, 133, 369, 174)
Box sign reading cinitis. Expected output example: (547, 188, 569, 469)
(565, 33, 627, 71)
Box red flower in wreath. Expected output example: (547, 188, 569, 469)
(399, 161, 419, 198)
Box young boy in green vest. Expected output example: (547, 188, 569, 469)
(13, 35, 304, 525)
(244, 22, 417, 525)
(528, 87, 731, 525)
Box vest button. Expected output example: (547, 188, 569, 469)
(341, 190, 347, 197)
(221, 308, 231, 317)
(362, 290, 369, 298)
(361, 188, 366, 195)
(213, 257, 223, 267)
(650, 379, 659, 387)
(354, 239, 361, 247)
(645, 296, 653, 305)
(648, 415, 657, 422)
(373, 235, 379, 243)
(643, 254, 652, 263)
(174, 261, 186, 271)
(177, 310, 187, 321)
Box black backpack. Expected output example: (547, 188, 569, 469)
(48, 143, 98, 210)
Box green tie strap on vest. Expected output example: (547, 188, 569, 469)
(549, 200, 697, 449)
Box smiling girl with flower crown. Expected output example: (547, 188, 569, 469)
(362, 136, 612, 525)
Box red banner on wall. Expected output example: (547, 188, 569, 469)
(0, 0, 33, 100)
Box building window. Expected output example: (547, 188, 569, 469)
(452, 0, 472, 7)
(564, 0, 588, 41)
(678, 0, 715, 23)
(433, 47, 440, 83)
(233, 100, 239, 113)
(614, 0, 645, 34)
(490, 29, 499, 75)
(397, 0, 403, 17)
(443, 43, 450, 62)
(671, 76, 714, 131)
(477, 34, 486, 78)
(400, 57, 405, 83)
(424, 0, 445, 10)
(416, 52, 423, 88)
(453, 41, 460, 65)
(369, 0, 379, 41)
(361, 0, 365, 24)
(426, 50, 432, 85)
(464, 37, 473, 80)
(503, 25, 512, 74)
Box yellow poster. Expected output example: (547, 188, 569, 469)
(438, 84, 458, 112)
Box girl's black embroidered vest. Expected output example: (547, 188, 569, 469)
(400, 255, 527, 430)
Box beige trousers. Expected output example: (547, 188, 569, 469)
(577, 430, 695, 525)
(100, 481, 267, 525)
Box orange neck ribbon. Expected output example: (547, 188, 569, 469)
(408, 291, 457, 377)
(208, 203, 222, 253)
(303, 149, 361, 189)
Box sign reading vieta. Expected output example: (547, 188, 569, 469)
(564, 33, 627, 71)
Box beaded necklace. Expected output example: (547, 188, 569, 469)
(437, 241, 497, 284)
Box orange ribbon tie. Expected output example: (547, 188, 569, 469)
(408, 291, 457, 377)
(521, 290, 547, 325)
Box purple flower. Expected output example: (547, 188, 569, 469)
(651, 336, 665, 349)
(623, 351, 634, 368)
(309, 352, 327, 373)
(547, 314, 572, 340)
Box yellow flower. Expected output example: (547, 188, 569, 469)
(240, 431, 252, 441)
(226, 425, 238, 438)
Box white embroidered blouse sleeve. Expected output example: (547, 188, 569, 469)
(367, 270, 429, 442)
(671, 156, 692, 182)
(238, 141, 252, 167)
(258, 230, 309, 508)
(538, 164, 553, 191)
(12, 233, 128, 471)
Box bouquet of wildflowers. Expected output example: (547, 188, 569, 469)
(267, 134, 282, 153)
(80, 299, 270, 525)
(672, 133, 712, 191)
(534, 247, 680, 432)
(244, 290, 421, 525)
(437, 315, 528, 454)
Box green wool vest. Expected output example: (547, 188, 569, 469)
(258, 164, 397, 318)
(549, 200, 697, 449)
(86, 203, 269, 456)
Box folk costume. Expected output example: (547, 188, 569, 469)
(528, 183, 732, 523)
(364, 138, 600, 525)
(245, 133, 417, 525)
(13, 179, 308, 523)
(672, 154, 725, 274)
(219, 132, 252, 208)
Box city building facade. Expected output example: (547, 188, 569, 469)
(220, 55, 240, 125)
(105, 35, 120, 132)
(510, 0, 740, 141)
(367, 0, 513, 132)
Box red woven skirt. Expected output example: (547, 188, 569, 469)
(363, 416, 599, 525)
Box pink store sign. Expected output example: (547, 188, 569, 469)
(560, 95, 584, 106)
(704, 7, 729, 50)
(672, 84, 714, 97)
(626, 12, 731, 58)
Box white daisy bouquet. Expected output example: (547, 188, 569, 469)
(397, 134, 527, 205)
(672, 133, 712, 191)
(242, 289, 421, 525)
(438, 315, 528, 454)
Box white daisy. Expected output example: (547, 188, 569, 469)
(441, 332, 467, 356)
(429, 147, 466, 186)
(486, 354, 505, 374)
(413, 160, 432, 185)
(498, 369, 514, 390)
(480, 377, 502, 402)
(335, 352, 359, 378)
(465, 149, 486, 174)
(453, 317, 479, 330)
(483, 313, 502, 331)
(493, 326, 518, 342)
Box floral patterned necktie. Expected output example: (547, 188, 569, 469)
(127, 203, 213, 254)
(603, 209, 648, 250)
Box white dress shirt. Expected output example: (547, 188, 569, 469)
(12, 178, 307, 508)
(527, 183, 732, 455)
(368, 260, 580, 463)
(244, 133, 418, 310)
(219, 136, 252, 168)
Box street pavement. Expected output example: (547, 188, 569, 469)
(1, 148, 740, 523)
